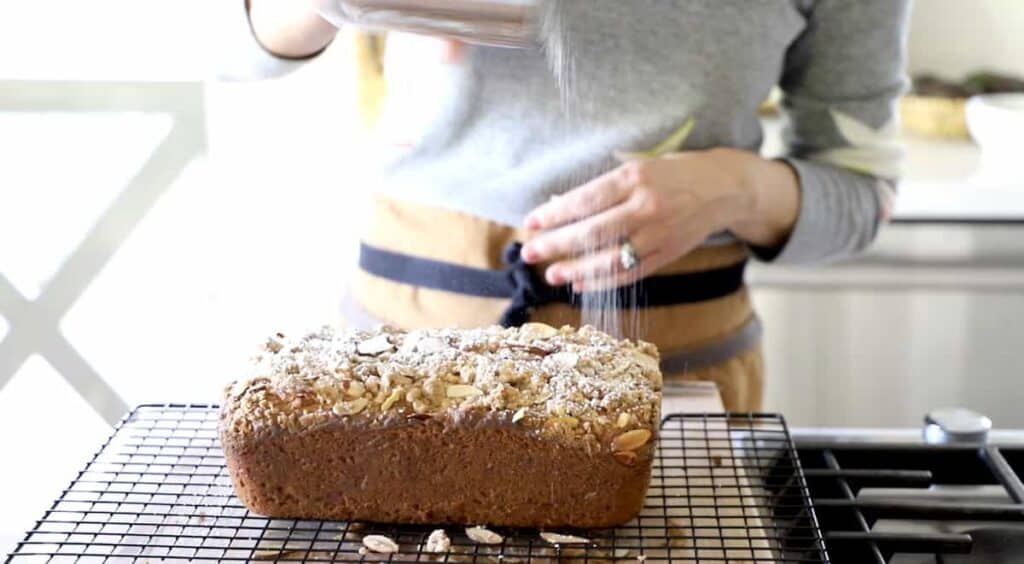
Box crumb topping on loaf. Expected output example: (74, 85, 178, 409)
(222, 324, 661, 449)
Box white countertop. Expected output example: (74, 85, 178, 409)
(894, 134, 1024, 221)
(761, 117, 1024, 223)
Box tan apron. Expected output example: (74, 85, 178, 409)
(345, 197, 764, 412)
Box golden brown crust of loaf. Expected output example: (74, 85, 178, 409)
(220, 323, 661, 527)
(222, 413, 653, 527)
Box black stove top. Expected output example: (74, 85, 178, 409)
(790, 433, 1024, 563)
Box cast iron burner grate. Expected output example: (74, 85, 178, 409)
(792, 441, 1024, 563)
(6, 405, 827, 562)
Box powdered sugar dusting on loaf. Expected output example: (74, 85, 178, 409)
(222, 324, 661, 448)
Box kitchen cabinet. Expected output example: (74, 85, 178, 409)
(751, 224, 1024, 428)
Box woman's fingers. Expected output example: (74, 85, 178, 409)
(523, 168, 633, 231)
(544, 245, 620, 286)
(517, 149, 766, 291)
(440, 39, 465, 63)
(544, 214, 718, 291)
(572, 249, 670, 293)
(528, 200, 719, 288)
(543, 226, 661, 285)
(522, 197, 638, 265)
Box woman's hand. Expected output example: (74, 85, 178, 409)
(248, 0, 339, 58)
(250, 0, 466, 62)
(520, 148, 800, 292)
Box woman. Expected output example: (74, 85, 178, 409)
(223, 0, 909, 411)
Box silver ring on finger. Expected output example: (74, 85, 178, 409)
(619, 238, 640, 271)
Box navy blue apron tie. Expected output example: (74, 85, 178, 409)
(500, 242, 572, 327)
(358, 241, 746, 328)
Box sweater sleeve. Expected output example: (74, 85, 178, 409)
(214, 0, 325, 81)
(758, 0, 910, 264)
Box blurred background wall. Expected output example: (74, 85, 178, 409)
(908, 0, 1024, 77)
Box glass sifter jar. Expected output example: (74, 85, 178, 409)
(314, 0, 549, 48)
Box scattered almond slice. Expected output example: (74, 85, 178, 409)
(357, 334, 395, 356)
(511, 407, 527, 424)
(382, 373, 411, 389)
(398, 332, 422, 353)
(425, 529, 451, 553)
(519, 322, 559, 339)
(539, 532, 591, 545)
(344, 380, 366, 398)
(668, 517, 691, 528)
(611, 429, 652, 451)
(363, 534, 400, 554)
(544, 415, 580, 432)
(465, 526, 503, 545)
(332, 397, 369, 416)
(615, 412, 631, 428)
(549, 351, 579, 369)
(381, 388, 403, 411)
(613, 451, 638, 467)
(446, 384, 483, 398)
(415, 336, 447, 353)
(396, 374, 413, 385)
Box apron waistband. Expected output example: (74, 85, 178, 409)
(659, 315, 762, 374)
(359, 242, 748, 327)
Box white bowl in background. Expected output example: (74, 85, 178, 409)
(965, 93, 1024, 157)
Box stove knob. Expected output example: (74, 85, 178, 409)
(923, 407, 992, 444)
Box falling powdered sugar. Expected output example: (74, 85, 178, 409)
(535, 0, 649, 339)
(575, 225, 647, 341)
(539, 0, 577, 107)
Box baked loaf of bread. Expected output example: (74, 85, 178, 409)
(220, 323, 662, 527)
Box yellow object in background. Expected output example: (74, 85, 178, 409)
(352, 32, 388, 130)
(900, 95, 970, 139)
(757, 86, 783, 116)
(613, 117, 694, 162)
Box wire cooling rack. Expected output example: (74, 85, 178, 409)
(6, 405, 827, 563)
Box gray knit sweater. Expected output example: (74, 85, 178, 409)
(220, 0, 909, 264)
